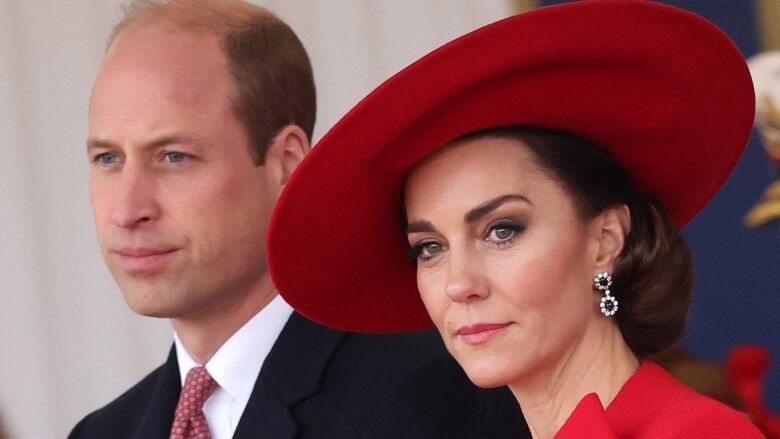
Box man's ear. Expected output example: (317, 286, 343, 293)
(263, 124, 310, 191)
(590, 204, 631, 272)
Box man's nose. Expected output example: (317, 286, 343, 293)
(110, 164, 160, 229)
(444, 248, 489, 303)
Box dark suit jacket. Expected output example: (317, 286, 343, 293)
(69, 312, 529, 438)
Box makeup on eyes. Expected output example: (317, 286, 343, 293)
(484, 218, 526, 247)
(410, 239, 445, 262)
(406, 195, 533, 262)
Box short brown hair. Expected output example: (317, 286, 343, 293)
(110, 0, 316, 164)
(458, 126, 694, 358)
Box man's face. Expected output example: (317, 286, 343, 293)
(88, 24, 276, 320)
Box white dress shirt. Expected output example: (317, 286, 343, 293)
(174, 294, 293, 439)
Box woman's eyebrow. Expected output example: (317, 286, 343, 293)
(464, 194, 531, 223)
(406, 220, 436, 234)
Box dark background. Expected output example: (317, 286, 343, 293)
(538, 0, 780, 409)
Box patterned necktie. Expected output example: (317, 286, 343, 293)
(170, 366, 220, 439)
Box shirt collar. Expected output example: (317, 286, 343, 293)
(174, 294, 293, 402)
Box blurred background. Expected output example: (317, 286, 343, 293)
(0, 0, 777, 437)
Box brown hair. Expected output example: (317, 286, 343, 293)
(109, 0, 316, 164)
(458, 126, 694, 358)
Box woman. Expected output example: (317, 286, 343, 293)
(267, 1, 764, 437)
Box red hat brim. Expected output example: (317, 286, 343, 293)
(268, 0, 755, 332)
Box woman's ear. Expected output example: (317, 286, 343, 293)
(591, 204, 631, 272)
(263, 124, 311, 191)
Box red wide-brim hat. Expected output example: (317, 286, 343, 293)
(268, 0, 755, 332)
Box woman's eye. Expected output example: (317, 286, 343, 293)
(411, 240, 446, 261)
(164, 152, 188, 163)
(490, 227, 514, 241)
(422, 242, 443, 257)
(486, 220, 524, 244)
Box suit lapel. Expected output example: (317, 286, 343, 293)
(232, 312, 347, 439)
(131, 345, 181, 439)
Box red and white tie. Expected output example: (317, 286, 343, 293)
(170, 366, 219, 439)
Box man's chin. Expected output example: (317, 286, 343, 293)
(118, 284, 187, 319)
(124, 299, 179, 319)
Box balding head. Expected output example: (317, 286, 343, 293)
(106, 0, 316, 163)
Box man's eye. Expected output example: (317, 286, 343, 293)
(164, 152, 188, 163)
(95, 153, 119, 165)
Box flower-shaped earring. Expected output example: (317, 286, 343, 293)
(593, 272, 618, 317)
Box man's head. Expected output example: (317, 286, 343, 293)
(88, 0, 315, 321)
(108, 0, 316, 162)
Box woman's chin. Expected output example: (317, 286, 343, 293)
(459, 358, 522, 389)
(467, 373, 511, 389)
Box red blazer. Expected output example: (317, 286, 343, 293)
(556, 362, 765, 438)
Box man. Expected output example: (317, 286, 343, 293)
(69, 1, 527, 438)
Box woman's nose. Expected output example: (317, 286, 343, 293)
(444, 249, 489, 303)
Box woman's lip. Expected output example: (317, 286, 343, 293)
(456, 323, 511, 345)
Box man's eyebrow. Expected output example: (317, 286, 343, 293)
(406, 220, 436, 234)
(86, 138, 114, 151)
(146, 134, 209, 150)
(464, 194, 531, 223)
(86, 133, 209, 152)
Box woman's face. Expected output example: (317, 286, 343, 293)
(404, 136, 610, 388)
